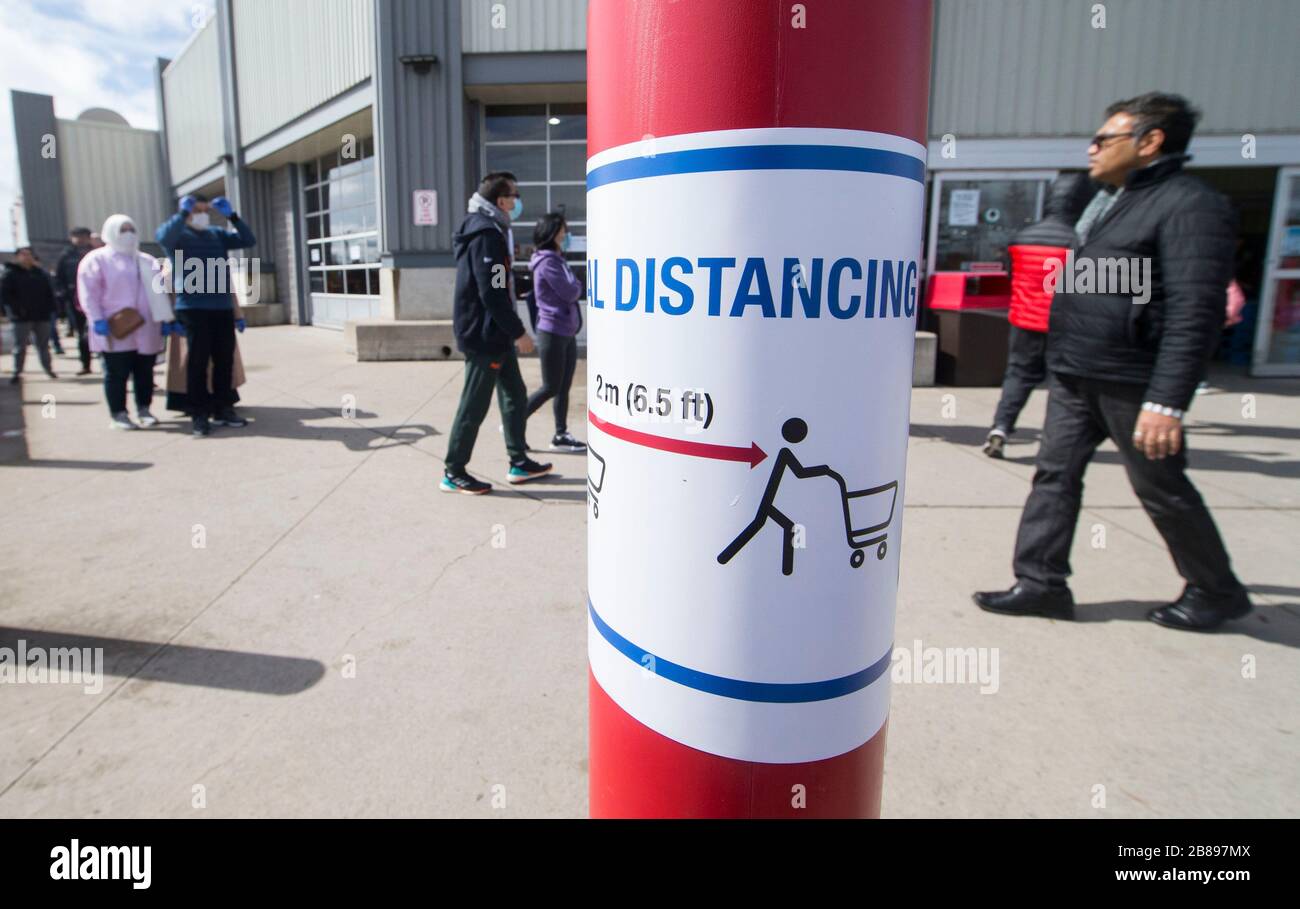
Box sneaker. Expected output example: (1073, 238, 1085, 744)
(76, 367, 92, 376)
(507, 456, 553, 484)
(551, 431, 587, 453)
(137, 408, 159, 428)
(44, 370, 58, 380)
(983, 429, 1007, 459)
(192, 415, 211, 437)
(440, 470, 492, 495)
(109, 412, 137, 430)
(211, 408, 247, 427)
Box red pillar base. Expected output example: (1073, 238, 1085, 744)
(589, 669, 887, 818)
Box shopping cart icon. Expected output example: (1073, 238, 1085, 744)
(587, 444, 607, 518)
(840, 480, 898, 568)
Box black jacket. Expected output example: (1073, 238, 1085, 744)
(1047, 155, 1236, 411)
(452, 210, 526, 355)
(54, 243, 89, 310)
(1, 263, 57, 322)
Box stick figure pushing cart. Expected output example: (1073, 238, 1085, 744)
(717, 417, 896, 576)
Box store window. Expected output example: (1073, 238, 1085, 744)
(481, 103, 587, 268)
(302, 137, 380, 329)
(928, 173, 1054, 274)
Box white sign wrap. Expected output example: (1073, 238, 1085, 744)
(585, 127, 925, 763)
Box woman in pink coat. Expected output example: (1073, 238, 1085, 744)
(77, 215, 168, 429)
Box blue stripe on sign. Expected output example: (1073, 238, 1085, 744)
(586, 143, 925, 191)
(588, 599, 892, 704)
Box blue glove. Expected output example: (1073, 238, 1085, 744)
(212, 196, 235, 218)
(93, 319, 109, 337)
(236, 318, 246, 333)
(179, 195, 196, 213)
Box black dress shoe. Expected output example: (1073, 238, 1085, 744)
(1148, 586, 1252, 632)
(973, 583, 1075, 620)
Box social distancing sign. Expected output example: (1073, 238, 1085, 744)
(586, 127, 924, 764)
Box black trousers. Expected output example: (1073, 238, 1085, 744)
(176, 308, 236, 417)
(992, 325, 1048, 434)
(1012, 372, 1241, 597)
(525, 330, 578, 434)
(72, 309, 91, 371)
(101, 351, 156, 415)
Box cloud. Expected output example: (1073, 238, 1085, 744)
(0, 0, 211, 247)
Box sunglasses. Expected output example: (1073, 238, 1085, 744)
(1089, 131, 1136, 150)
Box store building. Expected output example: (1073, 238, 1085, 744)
(10, 0, 1300, 375)
(9, 94, 170, 265)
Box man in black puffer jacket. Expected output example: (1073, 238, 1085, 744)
(975, 93, 1250, 631)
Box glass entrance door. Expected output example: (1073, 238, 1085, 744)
(1253, 167, 1300, 375)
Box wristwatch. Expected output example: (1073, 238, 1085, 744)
(1141, 401, 1184, 420)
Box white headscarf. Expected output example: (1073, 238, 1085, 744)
(101, 214, 139, 256)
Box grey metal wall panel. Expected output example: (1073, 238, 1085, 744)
(238, 167, 277, 267)
(56, 120, 171, 238)
(10, 91, 67, 244)
(233, 0, 375, 145)
(930, 0, 1300, 138)
(271, 165, 302, 322)
(462, 0, 587, 53)
(375, 0, 465, 259)
(162, 22, 225, 185)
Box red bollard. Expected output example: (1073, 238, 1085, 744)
(586, 0, 933, 818)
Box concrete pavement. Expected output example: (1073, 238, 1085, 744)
(1, 325, 1297, 817)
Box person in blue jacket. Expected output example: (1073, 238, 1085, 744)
(155, 193, 256, 436)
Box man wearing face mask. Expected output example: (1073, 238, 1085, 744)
(442, 171, 550, 495)
(77, 215, 166, 429)
(155, 193, 256, 437)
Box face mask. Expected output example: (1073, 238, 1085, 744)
(561, 233, 571, 252)
(509, 198, 522, 221)
(189, 212, 210, 229)
(112, 231, 139, 255)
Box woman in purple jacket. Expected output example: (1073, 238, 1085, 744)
(525, 213, 586, 452)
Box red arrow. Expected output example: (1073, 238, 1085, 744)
(588, 410, 767, 468)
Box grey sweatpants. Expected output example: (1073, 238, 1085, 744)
(11, 320, 53, 375)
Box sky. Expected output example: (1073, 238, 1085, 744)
(0, 0, 214, 249)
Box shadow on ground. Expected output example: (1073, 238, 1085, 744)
(152, 404, 438, 451)
(0, 627, 326, 695)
